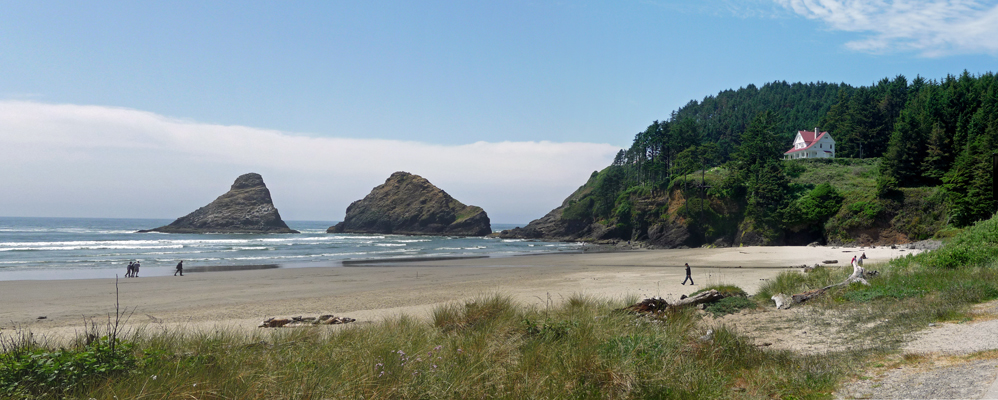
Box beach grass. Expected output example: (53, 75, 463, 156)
(3, 293, 845, 399)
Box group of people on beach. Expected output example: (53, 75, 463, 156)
(124, 260, 184, 277)
(125, 261, 141, 277)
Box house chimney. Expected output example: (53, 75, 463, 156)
(815, 127, 818, 135)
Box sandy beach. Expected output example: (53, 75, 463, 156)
(0, 245, 913, 342)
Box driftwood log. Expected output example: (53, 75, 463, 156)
(774, 258, 873, 309)
(259, 314, 356, 328)
(620, 290, 727, 315)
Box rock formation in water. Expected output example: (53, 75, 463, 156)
(142, 173, 298, 234)
(328, 171, 491, 236)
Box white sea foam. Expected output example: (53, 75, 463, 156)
(1, 245, 185, 251)
(0, 218, 580, 279)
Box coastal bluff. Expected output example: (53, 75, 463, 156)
(141, 173, 298, 234)
(328, 172, 491, 236)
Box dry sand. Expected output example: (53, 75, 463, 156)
(0, 245, 904, 342)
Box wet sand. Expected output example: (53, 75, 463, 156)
(0, 245, 913, 341)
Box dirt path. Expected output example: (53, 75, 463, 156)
(714, 300, 998, 399)
(834, 302, 998, 399)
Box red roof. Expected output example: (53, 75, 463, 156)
(785, 131, 829, 154)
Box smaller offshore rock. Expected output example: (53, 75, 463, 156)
(142, 173, 298, 234)
(328, 171, 491, 236)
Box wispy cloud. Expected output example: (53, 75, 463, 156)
(775, 0, 998, 56)
(0, 101, 619, 222)
(642, 0, 787, 18)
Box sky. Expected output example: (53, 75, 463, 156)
(2, 0, 996, 223)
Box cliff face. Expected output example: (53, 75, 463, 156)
(495, 176, 700, 248)
(499, 161, 950, 248)
(143, 173, 298, 234)
(328, 172, 491, 236)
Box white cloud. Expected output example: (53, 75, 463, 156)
(775, 0, 998, 56)
(0, 101, 620, 223)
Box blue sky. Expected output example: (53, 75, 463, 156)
(2, 0, 997, 222)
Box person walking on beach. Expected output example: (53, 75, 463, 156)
(133, 261, 140, 277)
(681, 263, 694, 285)
(175, 260, 184, 276)
(126, 261, 134, 278)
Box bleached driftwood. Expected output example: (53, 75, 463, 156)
(771, 294, 790, 309)
(671, 289, 724, 308)
(259, 314, 356, 328)
(773, 257, 872, 308)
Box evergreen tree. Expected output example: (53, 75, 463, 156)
(732, 111, 790, 230)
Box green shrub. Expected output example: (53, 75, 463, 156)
(848, 201, 883, 220)
(0, 337, 137, 397)
(561, 197, 595, 221)
(704, 296, 757, 317)
(783, 183, 844, 230)
(896, 215, 998, 270)
(692, 284, 747, 298)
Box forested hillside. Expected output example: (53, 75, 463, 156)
(501, 72, 997, 247)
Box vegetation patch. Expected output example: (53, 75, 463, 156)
(0, 335, 137, 398)
(704, 296, 758, 317)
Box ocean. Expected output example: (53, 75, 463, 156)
(0, 217, 580, 281)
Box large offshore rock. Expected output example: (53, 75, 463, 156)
(142, 173, 298, 234)
(328, 172, 491, 236)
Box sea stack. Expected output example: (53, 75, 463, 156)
(328, 171, 491, 236)
(142, 173, 298, 234)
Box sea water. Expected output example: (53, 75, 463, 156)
(0, 217, 579, 281)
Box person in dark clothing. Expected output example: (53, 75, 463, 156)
(133, 261, 140, 277)
(175, 261, 184, 276)
(126, 261, 134, 278)
(681, 263, 694, 285)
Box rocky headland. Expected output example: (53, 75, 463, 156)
(497, 162, 946, 249)
(328, 172, 491, 236)
(141, 173, 298, 234)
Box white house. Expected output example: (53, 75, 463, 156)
(784, 128, 835, 159)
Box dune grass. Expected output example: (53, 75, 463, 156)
(2, 293, 846, 399)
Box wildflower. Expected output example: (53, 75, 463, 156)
(457, 348, 462, 353)
(432, 364, 438, 369)
(417, 357, 422, 362)
(434, 345, 443, 351)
